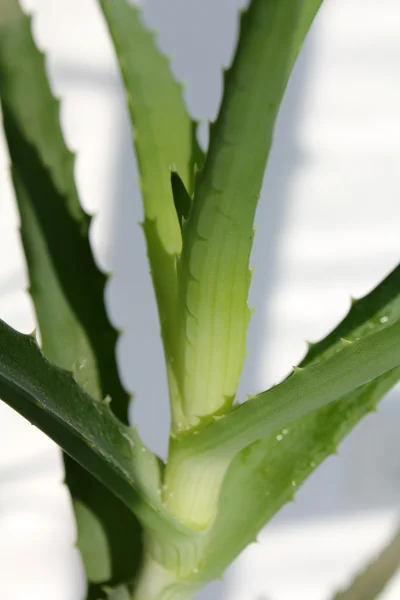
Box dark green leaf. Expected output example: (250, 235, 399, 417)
(171, 171, 192, 232)
(0, 318, 195, 549)
(0, 1, 140, 588)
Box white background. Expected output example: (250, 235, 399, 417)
(0, 1, 400, 599)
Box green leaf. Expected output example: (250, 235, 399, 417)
(175, 0, 304, 429)
(290, 0, 324, 66)
(98, 0, 204, 427)
(0, 1, 140, 589)
(184, 0, 400, 577)
(332, 526, 400, 600)
(69, 473, 142, 592)
(171, 171, 192, 232)
(106, 585, 131, 600)
(0, 318, 198, 561)
(187, 316, 400, 455)
(200, 264, 400, 578)
(166, 313, 400, 528)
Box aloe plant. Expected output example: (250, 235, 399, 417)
(0, 1, 399, 599)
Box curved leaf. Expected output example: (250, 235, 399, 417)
(0, 318, 197, 554)
(175, 0, 303, 429)
(98, 0, 204, 426)
(0, 1, 139, 588)
(166, 314, 400, 529)
(202, 264, 400, 577)
(186, 316, 400, 456)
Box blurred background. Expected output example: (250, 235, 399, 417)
(0, 0, 400, 598)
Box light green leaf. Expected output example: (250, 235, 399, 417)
(0, 1, 140, 589)
(186, 0, 400, 576)
(332, 526, 400, 600)
(98, 0, 203, 420)
(201, 264, 400, 578)
(186, 316, 400, 456)
(106, 585, 131, 600)
(166, 312, 400, 528)
(175, 0, 304, 429)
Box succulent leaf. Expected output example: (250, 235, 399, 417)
(166, 315, 400, 527)
(171, 171, 192, 232)
(202, 264, 400, 577)
(0, 0, 139, 588)
(98, 0, 204, 418)
(0, 318, 200, 565)
(175, 0, 304, 428)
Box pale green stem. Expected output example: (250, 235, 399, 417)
(131, 553, 199, 600)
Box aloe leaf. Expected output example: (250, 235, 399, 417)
(175, 0, 305, 430)
(291, 0, 324, 65)
(186, 0, 400, 577)
(0, 1, 140, 589)
(98, 0, 203, 421)
(170, 0, 324, 428)
(106, 585, 131, 600)
(166, 314, 400, 528)
(186, 316, 400, 455)
(200, 265, 400, 578)
(171, 171, 192, 232)
(0, 318, 199, 557)
(332, 526, 400, 600)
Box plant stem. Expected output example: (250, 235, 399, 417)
(131, 553, 199, 600)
